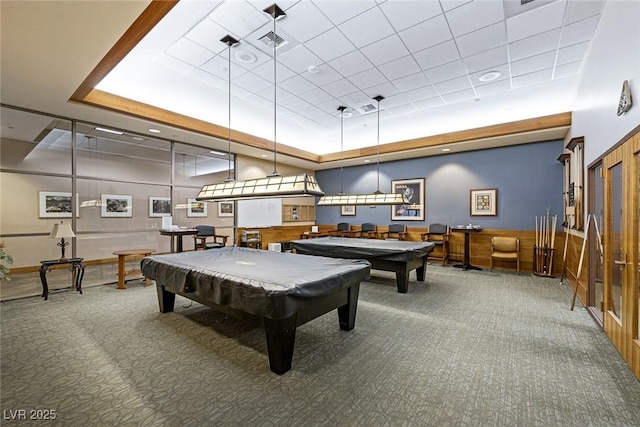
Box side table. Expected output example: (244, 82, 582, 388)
(39, 258, 85, 300)
(112, 249, 156, 289)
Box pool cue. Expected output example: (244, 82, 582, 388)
(571, 214, 591, 311)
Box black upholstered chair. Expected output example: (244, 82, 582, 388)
(380, 224, 407, 240)
(421, 223, 450, 265)
(357, 223, 378, 239)
(329, 222, 352, 237)
(193, 225, 229, 250)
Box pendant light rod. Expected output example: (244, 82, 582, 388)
(337, 105, 347, 195)
(220, 34, 239, 183)
(373, 95, 384, 193)
(264, 3, 286, 177)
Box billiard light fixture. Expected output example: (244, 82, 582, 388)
(49, 221, 75, 261)
(196, 3, 324, 202)
(317, 96, 408, 206)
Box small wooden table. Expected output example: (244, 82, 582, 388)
(159, 229, 198, 253)
(113, 249, 156, 289)
(300, 232, 329, 239)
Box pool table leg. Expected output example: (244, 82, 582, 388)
(395, 267, 410, 293)
(157, 284, 176, 313)
(337, 284, 359, 331)
(416, 258, 426, 281)
(263, 315, 297, 375)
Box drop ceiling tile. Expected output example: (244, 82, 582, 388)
(559, 15, 600, 47)
(279, 75, 318, 94)
(339, 6, 395, 48)
(231, 44, 271, 71)
(256, 86, 294, 103)
(277, 45, 323, 74)
(413, 40, 461, 71)
(399, 15, 453, 53)
(233, 71, 272, 93)
(305, 28, 356, 62)
(316, 98, 345, 114)
(442, 88, 476, 103)
(445, 0, 504, 37)
(323, 78, 360, 97)
(506, 0, 565, 42)
(339, 91, 372, 107)
(364, 82, 401, 98)
(379, 0, 443, 32)
(393, 71, 430, 92)
(462, 45, 507, 73)
(388, 103, 418, 116)
(564, 0, 604, 25)
(302, 64, 343, 86)
(188, 67, 227, 90)
(328, 50, 374, 77)
(166, 38, 216, 67)
(556, 41, 589, 66)
(434, 75, 471, 95)
(250, 61, 296, 83)
(360, 35, 410, 66)
(425, 60, 468, 84)
(554, 60, 581, 79)
(403, 85, 439, 102)
(508, 29, 561, 61)
(456, 22, 507, 58)
(185, 19, 235, 55)
(468, 63, 509, 87)
(474, 79, 511, 98)
(510, 51, 556, 77)
(440, 0, 473, 12)
(378, 55, 421, 81)
(511, 68, 553, 89)
(208, 0, 270, 40)
(380, 93, 409, 109)
(278, 1, 333, 43)
(200, 55, 249, 80)
(280, 95, 311, 110)
(310, 0, 375, 25)
(413, 96, 445, 110)
(348, 68, 388, 90)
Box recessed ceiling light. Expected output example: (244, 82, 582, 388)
(132, 136, 145, 141)
(478, 71, 501, 82)
(261, 154, 269, 158)
(209, 150, 226, 155)
(341, 111, 352, 118)
(442, 148, 451, 152)
(148, 128, 161, 134)
(235, 50, 257, 64)
(307, 65, 319, 74)
(363, 159, 370, 163)
(95, 127, 123, 135)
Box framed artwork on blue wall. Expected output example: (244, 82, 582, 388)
(470, 188, 497, 216)
(391, 178, 425, 221)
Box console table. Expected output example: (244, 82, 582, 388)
(39, 258, 84, 300)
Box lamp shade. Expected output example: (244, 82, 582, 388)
(317, 192, 408, 206)
(197, 173, 324, 201)
(49, 222, 76, 239)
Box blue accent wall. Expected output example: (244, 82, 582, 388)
(316, 140, 563, 230)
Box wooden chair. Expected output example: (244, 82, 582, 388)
(329, 222, 352, 237)
(357, 223, 378, 238)
(421, 223, 450, 265)
(193, 225, 229, 250)
(380, 224, 407, 240)
(490, 237, 520, 272)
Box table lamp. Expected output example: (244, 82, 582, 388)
(49, 221, 75, 261)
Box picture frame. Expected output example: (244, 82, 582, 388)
(217, 201, 234, 217)
(470, 188, 497, 216)
(341, 205, 356, 216)
(149, 196, 171, 217)
(38, 191, 79, 218)
(101, 194, 132, 217)
(187, 198, 207, 217)
(391, 178, 425, 221)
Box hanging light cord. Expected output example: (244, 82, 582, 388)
(338, 106, 346, 194)
(227, 41, 232, 181)
(271, 12, 279, 176)
(376, 98, 381, 192)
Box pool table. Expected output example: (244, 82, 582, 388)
(291, 236, 435, 293)
(140, 247, 371, 375)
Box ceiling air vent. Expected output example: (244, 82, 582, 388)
(353, 102, 378, 115)
(258, 31, 288, 49)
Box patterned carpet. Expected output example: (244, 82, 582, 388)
(1, 265, 639, 426)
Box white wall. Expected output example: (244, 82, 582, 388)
(570, 0, 640, 165)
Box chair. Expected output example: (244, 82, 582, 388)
(329, 222, 352, 237)
(193, 225, 229, 250)
(421, 223, 450, 265)
(380, 224, 407, 240)
(490, 237, 520, 272)
(357, 223, 378, 239)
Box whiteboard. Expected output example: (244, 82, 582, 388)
(237, 198, 282, 228)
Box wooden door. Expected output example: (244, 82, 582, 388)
(602, 130, 640, 379)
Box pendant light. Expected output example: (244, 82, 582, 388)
(196, 3, 324, 202)
(317, 96, 408, 206)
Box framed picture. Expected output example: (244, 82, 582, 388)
(218, 201, 234, 217)
(101, 194, 132, 217)
(149, 196, 171, 217)
(391, 178, 425, 221)
(39, 191, 79, 218)
(341, 205, 356, 216)
(187, 198, 207, 217)
(470, 188, 497, 216)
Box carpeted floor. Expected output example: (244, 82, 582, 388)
(1, 265, 639, 426)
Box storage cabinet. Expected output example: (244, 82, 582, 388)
(282, 204, 315, 222)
